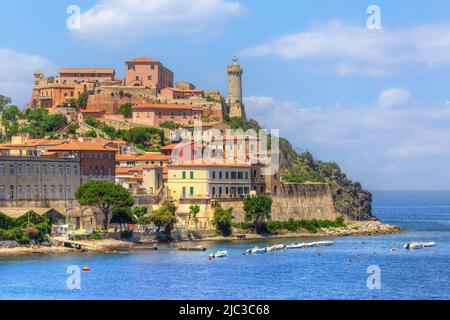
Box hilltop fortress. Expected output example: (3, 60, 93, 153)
(29, 56, 245, 125)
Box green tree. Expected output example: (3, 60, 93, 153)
(77, 91, 89, 109)
(188, 205, 200, 230)
(84, 116, 98, 128)
(110, 207, 137, 231)
(212, 204, 233, 237)
(0, 95, 12, 112)
(85, 129, 97, 138)
(146, 202, 177, 234)
(244, 195, 273, 234)
(1, 105, 23, 122)
(67, 123, 79, 134)
(118, 102, 133, 118)
(132, 206, 148, 220)
(75, 181, 134, 230)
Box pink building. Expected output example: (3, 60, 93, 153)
(132, 104, 202, 127)
(161, 87, 204, 100)
(125, 58, 174, 92)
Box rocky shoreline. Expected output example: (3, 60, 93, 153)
(199, 221, 403, 242)
(0, 221, 402, 257)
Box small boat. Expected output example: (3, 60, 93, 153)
(210, 250, 228, 258)
(82, 267, 91, 272)
(274, 244, 286, 251)
(177, 246, 207, 252)
(286, 243, 307, 249)
(250, 247, 266, 254)
(404, 242, 436, 250)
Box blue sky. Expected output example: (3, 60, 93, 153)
(2, 0, 450, 190)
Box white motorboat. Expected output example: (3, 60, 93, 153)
(211, 250, 228, 258)
(250, 247, 266, 254)
(286, 243, 307, 249)
(404, 242, 436, 250)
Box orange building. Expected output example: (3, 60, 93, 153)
(33, 83, 86, 110)
(125, 57, 174, 92)
(160, 87, 204, 100)
(59, 68, 116, 84)
(132, 103, 202, 127)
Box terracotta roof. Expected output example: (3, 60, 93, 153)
(168, 159, 251, 168)
(126, 57, 159, 64)
(60, 68, 115, 74)
(0, 139, 65, 149)
(116, 153, 170, 162)
(48, 141, 117, 152)
(133, 104, 193, 111)
(80, 109, 105, 114)
(163, 87, 203, 93)
(161, 142, 201, 151)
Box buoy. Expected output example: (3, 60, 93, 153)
(83, 267, 91, 272)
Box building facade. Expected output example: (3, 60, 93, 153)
(0, 156, 80, 203)
(132, 104, 202, 127)
(59, 68, 116, 84)
(125, 57, 174, 92)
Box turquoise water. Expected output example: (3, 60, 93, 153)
(1, 191, 450, 300)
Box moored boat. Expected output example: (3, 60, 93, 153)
(404, 241, 436, 250)
(211, 250, 228, 258)
(178, 246, 207, 252)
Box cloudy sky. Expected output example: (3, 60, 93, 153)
(1, 0, 450, 190)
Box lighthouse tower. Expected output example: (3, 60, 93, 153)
(227, 56, 246, 119)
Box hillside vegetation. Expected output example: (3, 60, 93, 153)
(226, 117, 376, 221)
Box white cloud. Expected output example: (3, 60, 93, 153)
(0, 48, 56, 107)
(73, 0, 242, 44)
(244, 90, 450, 190)
(378, 88, 412, 109)
(241, 21, 450, 76)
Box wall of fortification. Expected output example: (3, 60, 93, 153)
(220, 183, 337, 222)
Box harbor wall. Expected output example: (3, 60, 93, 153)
(220, 183, 338, 222)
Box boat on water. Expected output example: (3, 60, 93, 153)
(210, 250, 228, 258)
(286, 241, 334, 250)
(177, 246, 207, 252)
(250, 247, 267, 254)
(404, 242, 436, 250)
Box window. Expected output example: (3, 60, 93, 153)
(219, 187, 223, 195)
(34, 185, 39, 195)
(58, 165, 63, 176)
(212, 171, 216, 179)
(26, 164, 31, 176)
(219, 172, 223, 180)
(26, 185, 31, 195)
(51, 185, 56, 194)
(190, 187, 194, 196)
(17, 185, 23, 194)
(66, 165, 71, 176)
(42, 164, 47, 176)
(34, 164, 39, 176)
(225, 172, 229, 180)
(150, 64, 155, 70)
(18, 164, 23, 176)
(59, 185, 64, 194)
(0, 185, 4, 195)
(50, 165, 55, 176)
(128, 64, 135, 70)
(212, 187, 216, 196)
(136, 76, 140, 81)
(0, 164, 4, 175)
(245, 172, 249, 180)
(182, 171, 187, 179)
(190, 171, 194, 179)
(182, 187, 187, 197)
(66, 186, 71, 194)
(9, 164, 14, 175)
(147, 75, 152, 81)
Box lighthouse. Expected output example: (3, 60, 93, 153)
(227, 56, 246, 119)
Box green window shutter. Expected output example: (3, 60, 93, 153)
(182, 171, 186, 179)
(190, 187, 194, 195)
(190, 171, 194, 179)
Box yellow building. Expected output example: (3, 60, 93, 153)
(167, 160, 251, 229)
